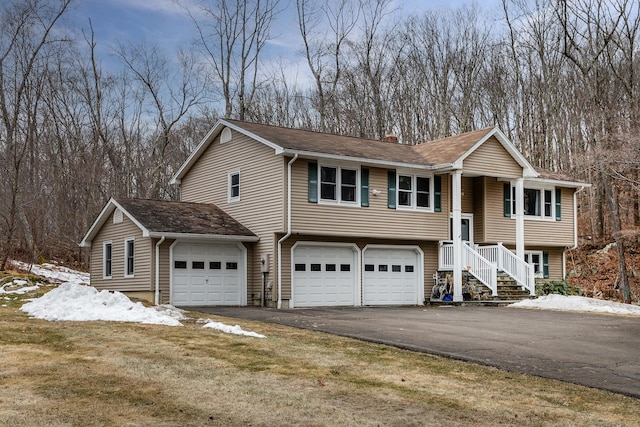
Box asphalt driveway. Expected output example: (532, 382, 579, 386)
(190, 305, 640, 398)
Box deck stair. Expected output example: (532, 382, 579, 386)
(430, 270, 535, 304)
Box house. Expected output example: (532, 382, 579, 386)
(80, 119, 589, 308)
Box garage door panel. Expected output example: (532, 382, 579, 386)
(363, 248, 420, 306)
(172, 242, 244, 306)
(292, 245, 357, 307)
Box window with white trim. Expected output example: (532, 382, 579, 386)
(511, 186, 556, 219)
(103, 241, 112, 279)
(397, 173, 432, 210)
(228, 171, 240, 202)
(125, 238, 135, 277)
(319, 165, 358, 204)
(524, 251, 544, 278)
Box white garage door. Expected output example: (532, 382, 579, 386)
(363, 247, 421, 305)
(292, 244, 358, 307)
(172, 242, 244, 306)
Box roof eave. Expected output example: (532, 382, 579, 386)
(280, 148, 450, 170)
(148, 232, 259, 242)
(79, 198, 151, 247)
(526, 177, 591, 188)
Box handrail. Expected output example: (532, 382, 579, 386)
(462, 244, 498, 296)
(439, 241, 535, 296)
(439, 241, 497, 296)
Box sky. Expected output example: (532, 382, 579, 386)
(65, 0, 504, 84)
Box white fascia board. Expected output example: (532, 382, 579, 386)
(79, 198, 116, 247)
(458, 127, 538, 178)
(525, 177, 591, 188)
(170, 119, 285, 185)
(148, 232, 259, 242)
(281, 148, 454, 171)
(79, 198, 150, 247)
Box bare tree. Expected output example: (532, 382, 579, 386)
(0, 0, 72, 268)
(185, 0, 280, 120)
(297, 0, 360, 132)
(115, 41, 208, 199)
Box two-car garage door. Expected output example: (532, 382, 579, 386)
(291, 244, 422, 308)
(172, 242, 245, 306)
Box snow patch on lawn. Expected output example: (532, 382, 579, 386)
(12, 261, 90, 285)
(202, 320, 266, 338)
(0, 280, 40, 295)
(20, 283, 183, 326)
(510, 294, 640, 316)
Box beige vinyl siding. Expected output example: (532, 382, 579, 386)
(523, 188, 575, 246)
(463, 137, 522, 178)
(90, 212, 152, 292)
(461, 177, 474, 213)
(180, 128, 285, 301)
(482, 177, 575, 247)
(278, 234, 438, 304)
(483, 177, 516, 243)
(472, 177, 485, 243)
(504, 245, 565, 281)
(291, 160, 450, 241)
(151, 238, 175, 304)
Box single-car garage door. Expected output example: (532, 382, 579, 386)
(172, 242, 245, 306)
(362, 246, 422, 305)
(292, 244, 358, 308)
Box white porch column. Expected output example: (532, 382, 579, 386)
(515, 178, 525, 259)
(452, 170, 463, 302)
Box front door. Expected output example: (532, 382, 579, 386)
(450, 214, 473, 244)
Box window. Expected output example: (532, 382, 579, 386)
(326, 264, 336, 271)
(174, 261, 187, 269)
(210, 261, 221, 270)
(125, 238, 135, 277)
(192, 261, 205, 269)
(310, 263, 322, 271)
(228, 171, 240, 202)
(226, 262, 238, 270)
(295, 263, 306, 271)
(524, 251, 543, 278)
(392, 265, 402, 272)
(405, 265, 414, 273)
(396, 173, 431, 210)
(319, 165, 358, 204)
(103, 242, 112, 278)
(340, 264, 351, 272)
(509, 185, 558, 220)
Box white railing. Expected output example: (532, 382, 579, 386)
(462, 244, 498, 296)
(439, 241, 497, 295)
(475, 243, 535, 296)
(439, 241, 535, 296)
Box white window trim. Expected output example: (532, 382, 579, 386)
(103, 241, 113, 279)
(318, 164, 360, 206)
(124, 237, 135, 278)
(511, 183, 556, 221)
(228, 170, 240, 203)
(524, 250, 544, 278)
(396, 172, 434, 212)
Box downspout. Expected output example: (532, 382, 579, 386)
(155, 236, 166, 305)
(564, 186, 586, 279)
(277, 154, 299, 309)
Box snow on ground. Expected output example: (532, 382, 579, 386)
(12, 261, 89, 285)
(202, 320, 266, 338)
(20, 283, 184, 326)
(13, 261, 266, 336)
(510, 294, 640, 316)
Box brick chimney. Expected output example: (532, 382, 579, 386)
(382, 133, 398, 144)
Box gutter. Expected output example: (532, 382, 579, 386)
(155, 236, 165, 305)
(277, 154, 298, 309)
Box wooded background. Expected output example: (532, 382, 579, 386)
(1, 0, 638, 300)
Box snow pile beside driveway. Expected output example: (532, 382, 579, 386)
(510, 294, 640, 316)
(20, 283, 183, 326)
(202, 320, 266, 338)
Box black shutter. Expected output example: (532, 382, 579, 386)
(555, 188, 561, 220)
(434, 175, 442, 212)
(503, 183, 512, 217)
(361, 168, 369, 207)
(388, 171, 396, 209)
(543, 251, 550, 279)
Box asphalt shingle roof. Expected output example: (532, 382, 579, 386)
(115, 198, 256, 237)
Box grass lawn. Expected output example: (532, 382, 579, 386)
(1, 285, 638, 426)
